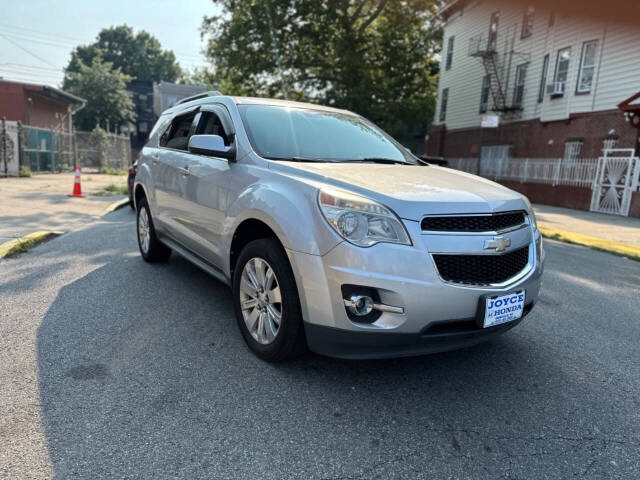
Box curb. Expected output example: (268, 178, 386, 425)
(538, 225, 640, 261)
(0, 231, 63, 259)
(103, 198, 130, 215)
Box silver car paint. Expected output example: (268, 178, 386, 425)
(135, 95, 544, 335)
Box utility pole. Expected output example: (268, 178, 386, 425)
(264, 0, 289, 99)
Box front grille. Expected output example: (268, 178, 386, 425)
(433, 245, 530, 286)
(421, 211, 526, 232)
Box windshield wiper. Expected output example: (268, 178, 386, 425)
(263, 156, 339, 163)
(356, 157, 409, 165)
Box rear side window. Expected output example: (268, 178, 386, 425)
(160, 112, 197, 151)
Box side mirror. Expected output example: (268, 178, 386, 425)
(188, 135, 236, 161)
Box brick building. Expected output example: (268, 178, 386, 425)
(426, 0, 640, 160)
(0, 79, 85, 132)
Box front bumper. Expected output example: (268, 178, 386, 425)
(287, 221, 544, 359)
(305, 306, 532, 359)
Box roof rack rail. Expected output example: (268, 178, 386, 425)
(175, 90, 222, 106)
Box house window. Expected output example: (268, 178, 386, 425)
(445, 36, 455, 71)
(564, 140, 583, 160)
(552, 47, 571, 94)
(488, 12, 500, 51)
(521, 6, 535, 38)
(513, 64, 528, 108)
(577, 40, 598, 93)
(479, 75, 491, 113)
(138, 122, 148, 134)
(439, 88, 449, 122)
(538, 54, 549, 102)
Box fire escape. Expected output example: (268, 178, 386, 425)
(468, 32, 522, 114)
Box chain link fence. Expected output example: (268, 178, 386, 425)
(16, 124, 131, 174)
(75, 130, 131, 172)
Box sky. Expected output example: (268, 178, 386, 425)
(0, 0, 221, 87)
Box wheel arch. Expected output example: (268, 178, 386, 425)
(229, 216, 287, 280)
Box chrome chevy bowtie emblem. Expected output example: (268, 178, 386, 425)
(484, 236, 511, 252)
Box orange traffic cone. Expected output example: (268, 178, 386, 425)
(67, 165, 86, 198)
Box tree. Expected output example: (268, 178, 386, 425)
(202, 0, 442, 140)
(63, 25, 182, 85)
(64, 56, 136, 132)
(180, 66, 216, 88)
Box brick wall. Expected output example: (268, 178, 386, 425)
(0, 82, 26, 122)
(427, 110, 639, 158)
(26, 92, 70, 132)
(497, 181, 640, 219)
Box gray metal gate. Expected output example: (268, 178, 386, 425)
(590, 149, 640, 216)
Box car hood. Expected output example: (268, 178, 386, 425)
(270, 162, 527, 221)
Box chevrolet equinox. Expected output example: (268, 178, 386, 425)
(134, 92, 544, 361)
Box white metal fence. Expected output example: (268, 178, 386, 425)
(447, 157, 600, 188)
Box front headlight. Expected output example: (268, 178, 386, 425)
(318, 189, 411, 247)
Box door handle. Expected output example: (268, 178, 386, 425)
(177, 166, 190, 176)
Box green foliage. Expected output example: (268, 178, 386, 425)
(64, 25, 182, 84)
(100, 167, 127, 176)
(202, 0, 442, 140)
(94, 184, 129, 196)
(89, 126, 111, 166)
(18, 166, 32, 177)
(65, 59, 136, 131)
(6, 238, 37, 258)
(180, 67, 217, 88)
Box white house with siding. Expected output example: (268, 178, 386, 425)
(427, 0, 640, 160)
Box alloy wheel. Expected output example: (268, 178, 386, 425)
(138, 207, 150, 254)
(239, 257, 283, 344)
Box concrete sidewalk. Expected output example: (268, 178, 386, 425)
(534, 204, 640, 248)
(0, 173, 128, 244)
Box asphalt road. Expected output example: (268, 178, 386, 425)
(1, 208, 639, 479)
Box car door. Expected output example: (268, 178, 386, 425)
(179, 105, 241, 268)
(155, 108, 200, 245)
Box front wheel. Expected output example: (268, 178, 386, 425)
(232, 238, 306, 361)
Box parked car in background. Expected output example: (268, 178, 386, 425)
(133, 93, 544, 361)
(127, 159, 137, 209)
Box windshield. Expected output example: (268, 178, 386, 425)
(238, 104, 417, 163)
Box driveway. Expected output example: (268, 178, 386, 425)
(1, 209, 639, 479)
(0, 173, 127, 243)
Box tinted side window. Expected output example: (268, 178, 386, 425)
(196, 112, 230, 145)
(161, 112, 197, 151)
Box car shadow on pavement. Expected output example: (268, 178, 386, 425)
(35, 232, 638, 479)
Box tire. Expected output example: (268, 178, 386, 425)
(136, 197, 171, 263)
(232, 238, 306, 361)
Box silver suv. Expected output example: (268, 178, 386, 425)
(134, 92, 544, 361)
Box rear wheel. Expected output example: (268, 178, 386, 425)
(233, 238, 306, 361)
(137, 198, 171, 262)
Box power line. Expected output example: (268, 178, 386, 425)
(0, 22, 86, 43)
(0, 73, 62, 86)
(0, 34, 57, 67)
(0, 30, 77, 49)
(0, 62, 64, 73)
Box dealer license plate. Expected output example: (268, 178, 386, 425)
(483, 291, 525, 328)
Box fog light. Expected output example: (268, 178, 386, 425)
(344, 295, 374, 316)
